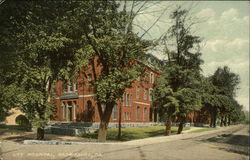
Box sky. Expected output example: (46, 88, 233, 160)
(131, 1, 249, 111)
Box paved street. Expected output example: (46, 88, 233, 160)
(0, 125, 249, 160)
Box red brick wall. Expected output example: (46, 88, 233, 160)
(53, 58, 160, 123)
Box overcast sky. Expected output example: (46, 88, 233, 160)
(132, 1, 249, 111)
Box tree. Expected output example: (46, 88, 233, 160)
(198, 66, 242, 128)
(79, 1, 155, 142)
(199, 76, 221, 127)
(0, 0, 89, 139)
(156, 6, 203, 134)
(211, 66, 240, 126)
(154, 73, 179, 136)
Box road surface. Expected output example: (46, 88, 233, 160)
(0, 125, 249, 160)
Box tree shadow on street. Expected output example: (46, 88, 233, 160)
(200, 133, 249, 156)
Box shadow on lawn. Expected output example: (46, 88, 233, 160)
(145, 130, 178, 137)
(81, 129, 179, 141)
(81, 131, 138, 141)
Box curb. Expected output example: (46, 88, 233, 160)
(23, 140, 119, 145)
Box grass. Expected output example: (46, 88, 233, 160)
(189, 127, 215, 133)
(81, 126, 190, 141)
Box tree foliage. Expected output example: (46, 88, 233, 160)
(155, 6, 203, 134)
(78, 1, 153, 141)
(0, 0, 89, 139)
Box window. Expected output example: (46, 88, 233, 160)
(124, 112, 127, 120)
(127, 112, 131, 120)
(136, 106, 140, 120)
(144, 74, 147, 81)
(130, 94, 133, 106)
(149, 88, 153, 101)
(150, 72, 154, 84)
(143, 108, 147, 120)
(112, 104, 117, 120)
(87, 74, 92, 81)
(122, 93, 125, 106)
(126, 93, 129, 106)
(144, 89, 148, 100)
(136, 86, 140, 99)
(63, 83, 67, 93)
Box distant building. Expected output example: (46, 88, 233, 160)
(4, 108, 23, 125)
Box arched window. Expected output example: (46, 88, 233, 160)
(87, 100, 92, 111)
(136, 106, 140, 120)
(143, 108, 147, 121)
(136, 86, 140, 99)
(149, 88, 153, 101)
(126, 93, 129, 106)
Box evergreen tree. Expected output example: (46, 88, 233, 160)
(155, 6, 203, 134)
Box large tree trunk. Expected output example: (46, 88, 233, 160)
(210, 110, 214, 127)
(220, 116, 224, 127)
(98, 121, 107, 142)
(228, 116, 231, 126)
(177, 122, 184, 134)
(117, 104, 122, 139)
(223, 116, 227, 126)
(177, 116, 185, 134)
(37, 127, 44, 140)
(213, 110, 217, 128)
(165, 115, 172, 136)
(97, 102, 114, 142)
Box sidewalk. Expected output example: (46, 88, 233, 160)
(182, 126, 205, 133)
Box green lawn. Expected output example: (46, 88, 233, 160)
(81, 126, 190, 141)
(189, 127, 215, 133)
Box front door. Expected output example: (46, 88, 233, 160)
(67, 102, 72, 121)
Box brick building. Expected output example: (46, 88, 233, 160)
(53, 58, 160, 124)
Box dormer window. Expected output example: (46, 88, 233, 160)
(69, 83, 73, 92)
(74, 83, 78, 92)
(63, 81, 78, 93)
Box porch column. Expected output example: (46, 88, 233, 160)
(66, 102, 69, 121)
